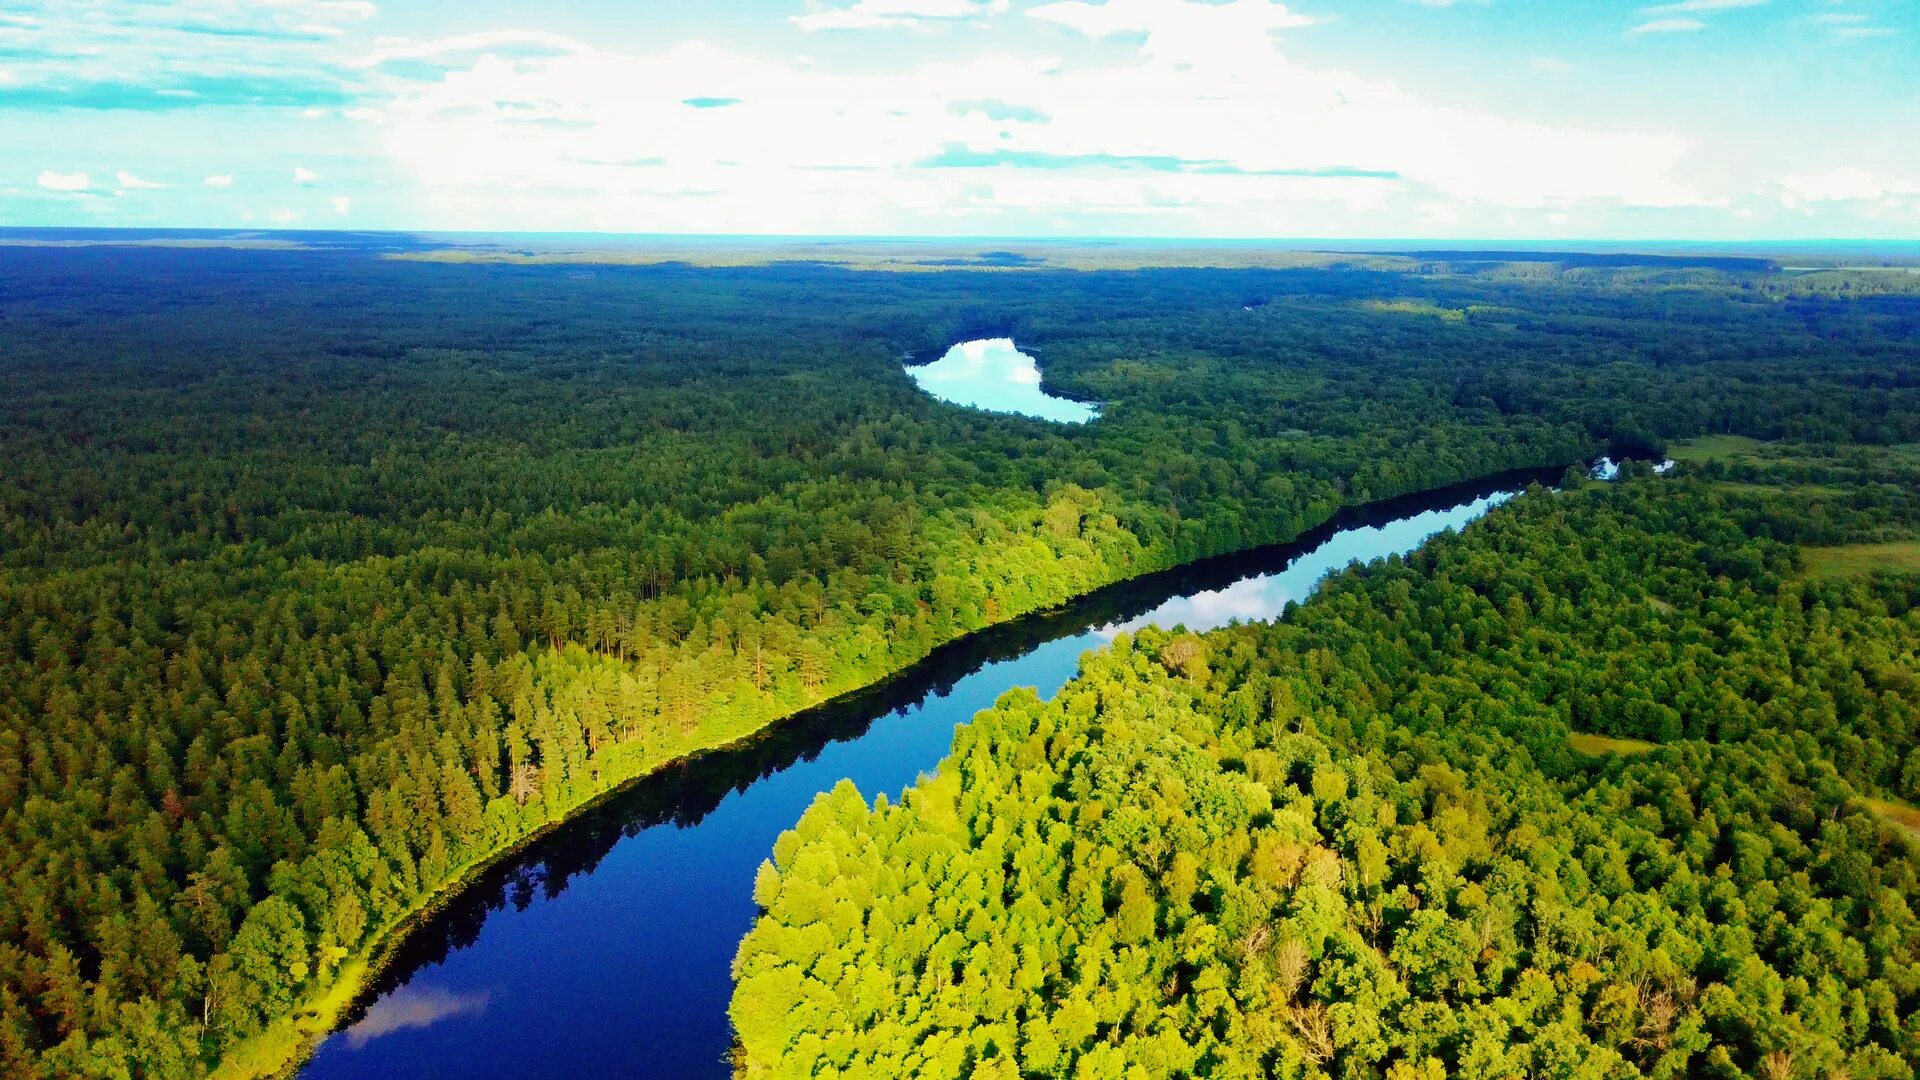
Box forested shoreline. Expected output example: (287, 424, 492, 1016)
(734, 451, 1920, 1079)
(2, 249, 1918, 1076)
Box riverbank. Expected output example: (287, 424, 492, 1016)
(212, 463, 1579, 1080)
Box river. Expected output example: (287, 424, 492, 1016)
(300, 469, 1560, 1079)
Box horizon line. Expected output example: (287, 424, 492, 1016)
(3, 225, 1920, 250)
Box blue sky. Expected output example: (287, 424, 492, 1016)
(2, 0, 1915, 238)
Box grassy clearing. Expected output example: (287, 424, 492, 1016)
(1362, 298, 1467, 322)
(1712, 480, 1849, 498)
(1674, 437, 1920, 476)
(1867, 798, 1920, 838)
(1570, 732, 1661, 756)
(1800, 541, 1920, 579)
(1668, 434, 1768, 464)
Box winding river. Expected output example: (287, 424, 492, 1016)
(300, 469, 1560, 1079)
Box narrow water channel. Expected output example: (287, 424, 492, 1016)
(301, 469, 1560, 1080)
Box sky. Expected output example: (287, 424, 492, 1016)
(1, 0, 1916, 239)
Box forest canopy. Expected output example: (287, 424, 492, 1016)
(1, 247, 1917, 1076)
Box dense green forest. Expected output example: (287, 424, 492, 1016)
(733, 450, 1920, 1080)
(2, 245, 1918, 1076)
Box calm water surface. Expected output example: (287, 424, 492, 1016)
(905, 338, 1098, 423)
(302, 472, 1555, 1080)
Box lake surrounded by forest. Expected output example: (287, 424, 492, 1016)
(299, 471, 1561, 1080)
(905, 338, 1099, 423)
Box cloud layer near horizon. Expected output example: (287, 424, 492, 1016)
(343, 0, 1712, 235)
(3, 0, 1916, 236)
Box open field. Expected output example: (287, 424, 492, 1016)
(1801, 541, 1920, 578)
(1361, 298, 1468, 321)
(1711, 480, 1850, 497)
(1868, 798, 1920, 837)
(1569, 732, 1661, 756)
(1668, 434, 1770, 464)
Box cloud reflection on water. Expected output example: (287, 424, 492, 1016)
(343, 986, 491, 1049)
(1097, 492, 1516, 638)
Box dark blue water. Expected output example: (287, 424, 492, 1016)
(301, 472, 1555, 1080)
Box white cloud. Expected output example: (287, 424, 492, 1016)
(292, 1, 377, 34)
(792, 0, 1006, 31)
(204, 174, 234, 187)
(350, 29, 587, 68)
(1629, 0, 1762, 35)
(270, 208, 304, 223)
(1776, 168, 1920, 207)
(350, 12, 1708, 235)
(116, 169, 165, 189)
(294, 165, 318, 183)
(36, 169, 89, 191)
(330, 195, 352, 213)
(1641, 0, 1764, 14)
(2, 0, 376, 110)
(1029, 0, 1320, 54)
(1816, 15, 1897, 41)
(1629, 17, 1707, 34)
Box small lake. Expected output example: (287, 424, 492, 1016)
(905, 338, 1098, 423)
(299, 470, 1558, 1080)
